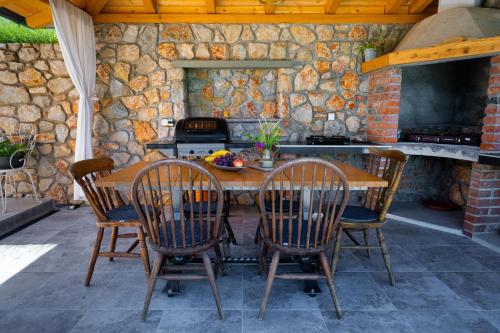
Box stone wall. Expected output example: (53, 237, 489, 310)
(0, 23, 410, 204)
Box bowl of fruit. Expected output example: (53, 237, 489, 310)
(205, 150, 246, 172)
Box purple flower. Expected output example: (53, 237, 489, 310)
(255, 142, 260, 149)
(260, 143, 265, 149)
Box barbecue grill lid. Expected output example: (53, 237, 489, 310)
(175, 117, 229, 143)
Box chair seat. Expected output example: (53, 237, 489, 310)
(269, 218, 325, 247)
(341, 205, 379, 222)
(183, 201, 220, 214)
(264, 199, 301, 213)
(159, 218, 209, 248)
(106, 204, 155, 222)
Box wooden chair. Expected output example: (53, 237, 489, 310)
(132, 159, 225, 321)
(330, 149, 409, 286)
(257, 158, 350, 320)
(69, 157, 151, 286)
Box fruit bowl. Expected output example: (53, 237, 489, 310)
(209, 162, 246, 172)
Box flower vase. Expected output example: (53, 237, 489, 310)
(260, 149, 274, 168)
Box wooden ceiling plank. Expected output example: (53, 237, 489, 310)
(206, 0, 216, 13)
(325, 0, 341, 13)
(93, 12, 431, 24)
(265, 4, 276, 14)
(362, 36, 500, 73)
(86, 0, 112, 15)
(408, 0, 433, 13)
(385, 0, 403, 13)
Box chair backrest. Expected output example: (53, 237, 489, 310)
(131, 159, 224, 252)
(362, 149, 409, 221)
(69, 157, 125, 222)
(259, 158, 350, 251)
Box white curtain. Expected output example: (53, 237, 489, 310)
(49, 0, 96, 201)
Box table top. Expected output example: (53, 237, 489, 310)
(95, 159, 388, 190)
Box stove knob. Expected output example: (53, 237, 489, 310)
(189, 150, 194, 155)
(208, 149, 213, 154)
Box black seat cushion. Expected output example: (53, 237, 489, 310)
(159, 216, 209, 248)
(264, 199, 301, 213)
(268, 218, 325, 247)
(183, 201, 220, 214)
(106, 204, 141, 221)
(341, 205, 379, 222)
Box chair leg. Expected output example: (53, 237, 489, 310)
(319, 252, 343, 319)
(141, 253, 163, 321)
(202, 251, 224, 320)
(258, 242, 269, 275)
(331, 226, 343, 275)
(344, 229, 361, 246)
(109, 227, 118, 262)
(363, 228, 371, 258)
(84, 227, 104, 287)
(376, 228, 395, 286)
(137, 226, 151, 279)
(23, 169, 40, 202)
(126, 239, 139, 253)
(213, 243, 227, 276)
(258, 250, 280, 321)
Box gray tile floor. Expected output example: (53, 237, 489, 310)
(0, 206, 499, 333)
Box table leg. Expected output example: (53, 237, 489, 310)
(300, 256, 322, 296)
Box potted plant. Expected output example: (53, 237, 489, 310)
(247, 117, 281, 168)
(359, 33, 385, 61)
(0, 139, 27, 169)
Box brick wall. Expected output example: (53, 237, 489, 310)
(366, 67, 401, 144)
(464, 55, 500, 236)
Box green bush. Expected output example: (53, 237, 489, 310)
(0, 17, 57, 44)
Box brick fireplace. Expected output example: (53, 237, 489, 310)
(366, 55, 500, 237)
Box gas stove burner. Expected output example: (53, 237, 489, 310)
(401, 131, 481, 146)
(306, 135, 350, 145)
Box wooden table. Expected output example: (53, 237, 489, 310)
(96, 158, 387, 296)
(95, 159, 387, 190)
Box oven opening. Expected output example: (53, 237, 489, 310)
(398, 57, 490, 145)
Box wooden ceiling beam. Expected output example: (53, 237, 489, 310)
(206, 0, 216, 13)
(25, 10, 52, 28)
(325, 0, 341, 14)
(265, 4, 276, 14)
(385, 0, 404, 13)
(408, 0, 434, 13)
(144, 0, 158, 13)
(93, 13, 431, 24)
(0, 0, 14, 7)
(86, 0, 111, 15)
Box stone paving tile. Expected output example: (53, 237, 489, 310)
(315, 272, 396, 311)
(322, 310, 415, 333)
(0, 272, 55, 309)
(481, 311, 500, 331)
(243, 270, 320, 310)
(435, 272, 500, 310)
(1, 208, 499, 332)
(370, 272, 473, 311)
(15, 271, 116, 310)
(412, 245, 490, 272)
(150, 271, 244, 311)
(157, 309, 242, 333)
(243, 309, 328, 333)
(69, 310, 162, 333)
(400, 310, 499, 333)
(457, 246, 500, 272)
(0, 309, 84, 333)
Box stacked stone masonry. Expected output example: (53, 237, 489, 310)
(0, 23, 410, 205)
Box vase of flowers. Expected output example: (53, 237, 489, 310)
(248, 117, 281, 169)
